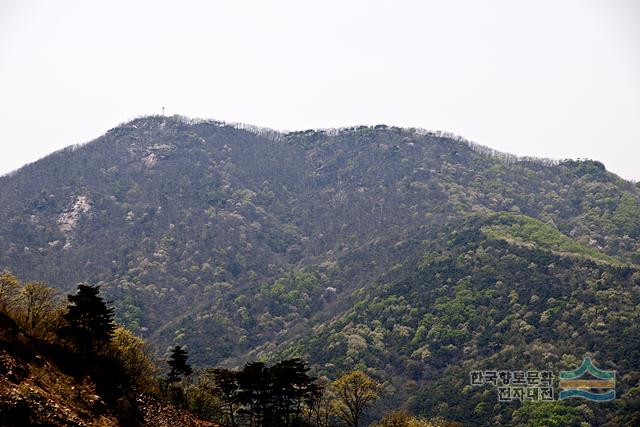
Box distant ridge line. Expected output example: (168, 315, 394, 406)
(1, 114, 575, 179)
(154, 114, 561, 167)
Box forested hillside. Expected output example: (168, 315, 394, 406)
(1, 115, 639, 425)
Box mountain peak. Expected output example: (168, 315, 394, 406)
(0, 116, 639, 425)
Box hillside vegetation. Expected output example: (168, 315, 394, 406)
(0, 272, 223, 426)
(480, 213, 622, 265)
(1, 115, 639, 425)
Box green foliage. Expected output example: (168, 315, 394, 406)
(0, 271, 62, 340)
(282, 216, 640, 425)
(189, 358, 321, 426)
(2, 116, 639, 368)
(107, 326, 156, 391)
(512, 402, 588, 427)
(260, 270, 322, 316)
(183, 381, 225, 421)
(0, 118, 639, 425)
(481, 212, 620, 265)
(332, 370, 382, 427)
(17, 282, 57, 334)
(0, 273, 155, 426)
(611, 192, 640, 237)
(0, 271, 19, 312)
(605, 384, 640, 427)
(372, 410, 461, 427)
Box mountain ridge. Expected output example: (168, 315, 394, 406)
(1, 115, 639, 425)
(2, 115, 566, 180)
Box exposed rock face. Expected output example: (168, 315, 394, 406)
(58, 196, 92, 234)
(56, 195, 92, 250)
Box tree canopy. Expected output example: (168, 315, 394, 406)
(59, 284, 115, 351)
(167, 345, 193, 382)
(332, 370, 382, 427)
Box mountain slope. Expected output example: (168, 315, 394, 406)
(1, 115, 639, 424)
(267, 214, 640, 424)
(0, 310, 128, 426)
(0, 309, 221, 427)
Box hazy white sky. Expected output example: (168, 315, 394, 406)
(1, 0, 639, 179)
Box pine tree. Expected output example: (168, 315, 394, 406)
(59, 284, 115, 352)
(167, 345, 192, 382)
(270, 358, 316, 425)
(202, 368, 240, 427)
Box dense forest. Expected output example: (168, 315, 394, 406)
(0, 272, 458, 426)
(1, 115, 639, 425)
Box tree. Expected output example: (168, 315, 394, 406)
(512, 402, 587, 427)
(201, 358, 321, 427)
(201, 367, 240, 427)
(167, 345, 193, 382)
(236, 361, 271, 426)
(108, 326, 156, 391)
(332, 371, 382, 427)
(606, 384, 640, 427)
(305, 379, 331, 427)
(59, 284, 116, 351)
(373, 410, 412, 427)
(185, 378, 225, 421)
(270, 358, 316, 425)
(18, 282, 55, 333)
(0, 271, 19, 312)
(372, 410, 462, 427)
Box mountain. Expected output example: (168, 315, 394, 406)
(1, 115, 639, 425)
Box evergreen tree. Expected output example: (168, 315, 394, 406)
(203, 367, 240, 427)
(270, 358, 316, 425)
(237, 361, 271, 425)
(167, 345, 193, 382)
(59, 284, 115, 352)
(231, 358, 319, 426)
